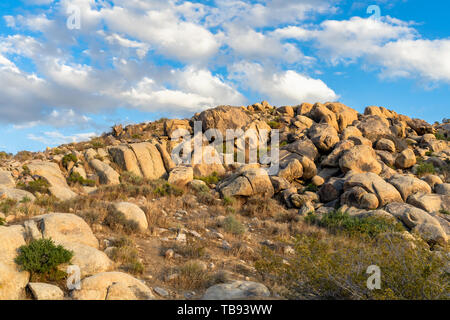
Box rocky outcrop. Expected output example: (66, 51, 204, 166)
(110, 202, 148, 232)
(71, 272, 154, 300)
(202, 281, 270, 300)
(89, 159, 120, 185)
(27, 161, 77, 200)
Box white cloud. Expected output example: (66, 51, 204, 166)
(371, 39, 450, 82)
(28, 131, 97, 146)
(229, 62, 338, 105)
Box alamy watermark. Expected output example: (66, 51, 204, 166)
(66, 5, 81, 30)
(367, 5, 381, 20)
(366, 265, 381, 290)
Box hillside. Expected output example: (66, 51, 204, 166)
(0, 101, 449, 300)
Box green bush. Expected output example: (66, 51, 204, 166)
(0, 216, 5, 226)
(223, 196, 235, 206)
(435, 132, 450, 141)
(17, 178, 50, 195)
(67, 172, 95, 187)
(223, 215, 246, 235)
(195, 171, 221, 185)
(153, 182, 184, 197)
(416, 161, 435, 177)
(256, 233, 449, 300)
(267, 120, 281, 129)
(303, 183, 318, 193)
(305, 210, 405, 238)
(15, 238, 73, 281)
(0, 198, 18, 214)
(62, 154, 77, 168)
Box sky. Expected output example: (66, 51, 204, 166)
(0, 0, 449, 154)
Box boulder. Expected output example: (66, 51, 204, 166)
(71, 272, 154, 300)
(168, 166, 194, 187)
(389, 175, 432, 201)
(61, 242, 114, 277)
(375, 138, 396, 152)
(0, 188, 35, 202)
(192, 146, 226, 178)
(339, 145, 382, 174)
(341, 186, 379, 210)
(421, 175, 443, 190)
(202, 281, 270, 300)
(28, 283, 64, 300)
(110, 202, 148, 232)
(156, 142, 176, 172)
(344, 172, 403, 207)
(407, 193, 450, 213)
(341, 126, 362, 140)
(277, 106, 294, 117)
(318, 177, 345, 203)
(0, 170, 15, 188)
(407, 118, 433, 135)
(194, 106, 251, 140)
(0, 225, 30, 300)
(218, 167, 274, 199)
(89, 159, 120, 185)
(278, 159, 303, 182)
(164, 119, 191, 137)
(130, 142, 167, 180)
(435, 183, 450, 195)
(308, 123, 340, 152)
(283, 138, 319, 161)
(395, 149, 416, 169)
(322, 140, 354, 167)
(109, 145, 142, 177)
(385, 202, 447, 244)
(296, 103, 313, 115)
(33, 213, 99, 249)
(269, 176, 290, 193)
(27, 161, 77, 201)
(356, 115, 391, 142)
(309, 103, 339, 132)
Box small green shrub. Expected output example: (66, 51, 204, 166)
(303, 183, 318, 193)
(0, 216, 5, 225)
(0, 198, 18, 214)
(416, 161, 435, 177)
(267, 120, 281, 129)
(15, 238, 73, 281)
(120, 171, 145, 186)
(440, 209, 450, 215)
(223, 215, 246, 235)
(223, 196, 235, 206)
(67, 172, 95, 187)
(305, 210, 405, 238)
(105, 210, 140, 234)
(195, 171, 221, 185)
(62, 154, 77, 168)
(17, 178, 50, 195)
(435, 132, 450, 141)
(153, 182, 184, 197)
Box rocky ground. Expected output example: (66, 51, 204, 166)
(0, 101, 449, 300)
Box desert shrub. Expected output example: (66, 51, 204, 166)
(196, 191, 216, 205)
(153, 182, 184, 197)
(35, 194, 58, 208)
(15, 238, 73, 281)
(14, 151, 33, 162)
(256, 233, 449, 300)
(440, 210, 449, 215)
(62, 153, 77, 168)
(109, 237, 144, 275)
(90, 137, 105, 149)
(120, 171, 145, 186)
(67, 172, 95, 187)
(169, 261, 211, 290)
(241, 196, 285, 219)
(105, 210, 139, 234)
(303, 183, 318, 193)
(267, 120, 281, 129)
(0, 216, 5, 225)
(0, 198, 18, 214)
(305, 210, 405, 238)
(17, 178, 50, 195)
(0, 151, 12, 159)
(168, 241, 208, 259)
(435, 132, 450, 141)
(195, 172, 221, 185)
(416, 161, 435, 177)
(223, 215, 246, 235)
(223, 196, 235, 206)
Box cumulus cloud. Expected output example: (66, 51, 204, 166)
(229, 62, 338, 105)
(28, 131, 97, 146)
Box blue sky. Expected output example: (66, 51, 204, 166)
(0, 0, 449, 153)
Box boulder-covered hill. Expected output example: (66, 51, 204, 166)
(0, 101, 449, 300)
